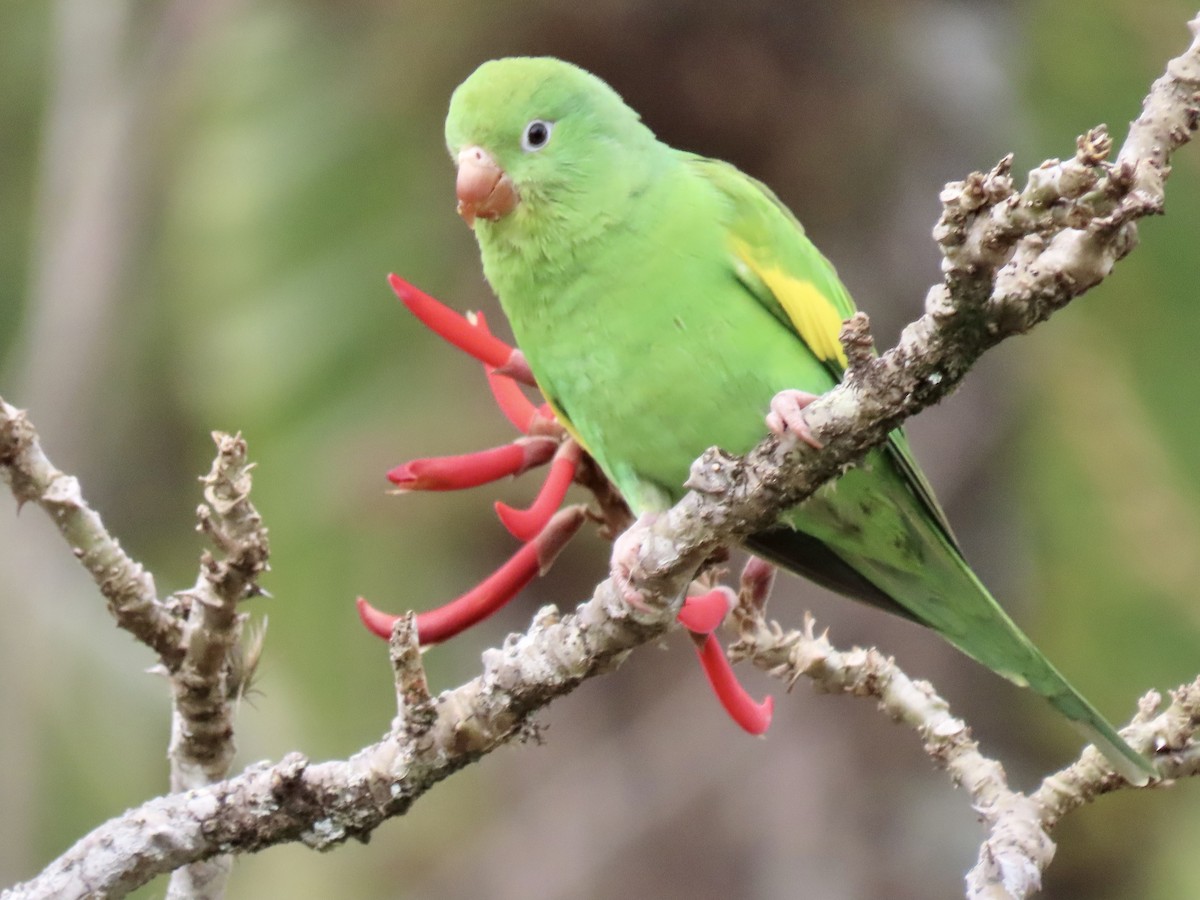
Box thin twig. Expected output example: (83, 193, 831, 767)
(0, 398, 182, 663)
(165, 433, 269, 900)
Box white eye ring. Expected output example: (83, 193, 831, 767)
(521, 119, 553, 152)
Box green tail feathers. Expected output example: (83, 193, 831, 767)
(946, 563, 1155, 786)
(777, 461, 1155, 785)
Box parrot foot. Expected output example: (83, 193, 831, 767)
(610, 512, 662, 610)
(766, 389, 823, 449)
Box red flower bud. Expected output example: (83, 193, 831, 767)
(387, 437, 556, 491)
(740, 556, 777, 611)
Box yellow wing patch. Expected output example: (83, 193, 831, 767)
(733, 242, 848, 369)
(542, 395, 593, 455)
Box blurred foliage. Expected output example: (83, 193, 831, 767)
(1020, 1, 1200, 897)
(1, 1, 1198, 898)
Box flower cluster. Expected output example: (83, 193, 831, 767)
(357, 275, 773, 734)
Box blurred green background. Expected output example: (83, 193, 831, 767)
(2, 1, 1198, 897)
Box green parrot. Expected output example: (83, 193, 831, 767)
(443, 56, 1153, 783)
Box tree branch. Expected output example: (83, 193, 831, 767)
(169, 433, 270, 791)
(0, 398, 182, 664)
(0, 411, 269, 900)
(165, 433, 270, 900)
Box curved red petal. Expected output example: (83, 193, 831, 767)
(476, 312, 539, 432)
(356, 596, 400, 639)
(694, 633, 774, 736)
(494, 441, 581, 541)
(416, 507, 586, 645)
(486, 368, 540, 434)
(416, 542, 540, 644)
(389, 274, 512, 367)
(388, 438, 555, 491)
(677, 587, 734, 635)
(358, 510, 585, 647)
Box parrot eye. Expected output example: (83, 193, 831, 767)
(521, 120, 553, 152)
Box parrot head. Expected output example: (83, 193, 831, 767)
(445, 57, 658, 233)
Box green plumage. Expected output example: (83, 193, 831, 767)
(445, 57, 1153, 782)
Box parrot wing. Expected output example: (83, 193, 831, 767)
(684, 153, 961, 552)
(680, 154, 1153, 783)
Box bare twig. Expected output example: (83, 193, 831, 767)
(967, 678, 1200, 899)
(0, 408, 270, 900)
(389, 612, 435, 737)
(165, 433, 269, 900)
(0, 397, 182, 663)
(169, 432, 269, 790)
(727, 607, 1058, 898)
(0, 589, 665, 900)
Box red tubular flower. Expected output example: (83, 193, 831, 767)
(358, 506, 586, 645)
(356, 595, 401, 639)
(677, 586, 734, 635)
(485, 365, 542, 434)
(491, 350, 537, 387)
(387, 437, 557, 492)
(472, 311, 542, 434)
(693, 633, 773, 736)
(390, 273, 513, 369)
(495, 440, 581, 541)
(466, 310, 539, 389)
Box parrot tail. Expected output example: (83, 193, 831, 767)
(750, 524, 1156, 785)
(941, 560, 1156, 786)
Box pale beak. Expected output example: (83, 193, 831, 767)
(455, 146, 518, 228)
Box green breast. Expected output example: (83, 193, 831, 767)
(477, 160, 837, 514)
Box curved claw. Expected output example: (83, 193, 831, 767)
(766, 389, 824, 449)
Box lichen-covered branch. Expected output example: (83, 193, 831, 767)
(0, 410, 269, 900)
(165, 433, 270, 900)
(169, 433, 270, 791)
(726, 598, 1200, 900)
(0, 397, 182, 664)
(727, 607, 1057, 898)
(0, 587, 666, 900)
(968, 679, 1200, 899)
